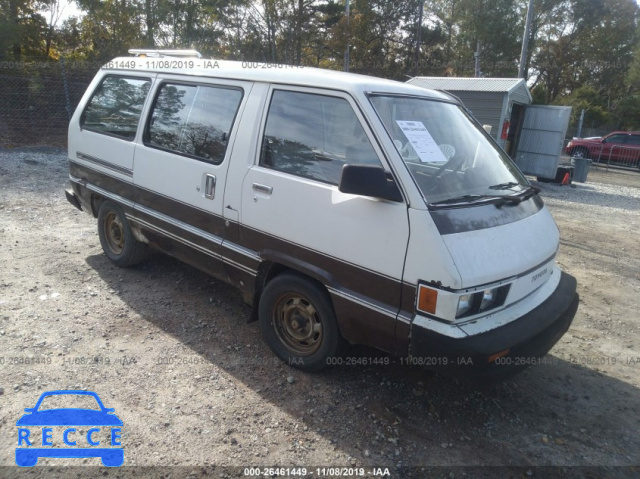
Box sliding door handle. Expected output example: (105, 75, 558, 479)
(205, 174, 216, 199)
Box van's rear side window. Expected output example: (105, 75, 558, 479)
(80, 76, 151, 140)
(145, 83, 243, 164)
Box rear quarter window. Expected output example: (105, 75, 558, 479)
(80, 76, 151, 140)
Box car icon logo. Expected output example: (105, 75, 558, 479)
(16, 390, 123, 467)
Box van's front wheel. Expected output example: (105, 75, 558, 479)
(259, 273, 344, 371)
(98, 201, 148, 267)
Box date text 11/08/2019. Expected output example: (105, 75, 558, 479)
(243, 467, 391, 477)
(320, 356, 470, 367)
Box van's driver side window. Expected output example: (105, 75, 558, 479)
(260, 90, 382, 185)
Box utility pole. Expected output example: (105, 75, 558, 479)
(519, 0, 534, 79)
(474, 40, 481, 77)
(577, 109, 585, 138)
(343, 0, 350, 72)
(414, 0, 423, 76)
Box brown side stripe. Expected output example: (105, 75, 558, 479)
(136, 186, 227, 241)
(69, 161, 134, 201)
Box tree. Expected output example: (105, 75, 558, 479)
(615, 37, 640, 130)
(529, 0, 639, 104)
(557, 84, 610, 127)
(71, 0, 143, 60)
(422, 0, 522, 77)
(0, 0, 52, 59)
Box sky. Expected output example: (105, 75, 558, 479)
(54, 0, 83, 25)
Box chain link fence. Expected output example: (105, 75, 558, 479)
(0, 59, 100, 148)
(565, 125, 613, 141)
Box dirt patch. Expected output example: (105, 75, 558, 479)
(0, 149, 639, 478)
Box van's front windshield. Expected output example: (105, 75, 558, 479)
(369, 95, 531, 207)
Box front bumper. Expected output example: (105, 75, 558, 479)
(409, 271, 579, 380)
(65, 188, 83, 211)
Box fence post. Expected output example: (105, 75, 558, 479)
(60, 57, 72, 120)
(576, 109, 584, 139)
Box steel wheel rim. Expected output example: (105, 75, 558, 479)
(103, 211, 125, 255)
(272, 293, 322, 356)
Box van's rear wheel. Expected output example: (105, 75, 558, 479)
(98, 201, 148, 267)
(259, 272, 344, 371)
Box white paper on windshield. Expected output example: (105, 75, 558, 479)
(395, 120, 448, 164)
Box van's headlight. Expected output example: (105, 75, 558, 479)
(456, 289, 497, 317)
(456, 294, 473, 317)
(417, 283, 510, 323)
(479, 289, 497, 311)
(455, 287, 504, 318)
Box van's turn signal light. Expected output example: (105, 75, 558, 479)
(417, 285, 438, 315)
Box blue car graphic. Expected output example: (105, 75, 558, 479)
(16, 390, 123, 467)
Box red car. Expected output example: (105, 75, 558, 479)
(565, 131, 640, 168)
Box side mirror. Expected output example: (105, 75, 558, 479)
(339, 165, 403, 202)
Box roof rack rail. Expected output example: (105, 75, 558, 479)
(128, 49, 202, 59)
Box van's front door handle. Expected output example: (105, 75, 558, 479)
(205, 174, 216, 199)
(252, 183, 273, 194)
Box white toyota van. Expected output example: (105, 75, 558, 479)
(65, 50, 579, 378)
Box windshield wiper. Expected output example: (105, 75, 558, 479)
(494, 185, 541, 207)
(488, 181, 521, 190)
(429, 185, 541, 209)
(429, 194, 505, 208)
(489, 182, 541, 195)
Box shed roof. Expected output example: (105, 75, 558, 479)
(407, 77, 532, 103)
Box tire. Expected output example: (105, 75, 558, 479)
(259, 272, 344, 371)
(97, 201, 148, 267)
(571, 147, 588, 159)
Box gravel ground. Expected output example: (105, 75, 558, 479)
(0, 148, 639, 479)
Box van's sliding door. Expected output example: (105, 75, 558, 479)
(131, 75, 252, 279)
